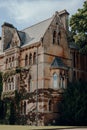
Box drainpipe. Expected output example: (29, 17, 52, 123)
(36, 46, 38, 126)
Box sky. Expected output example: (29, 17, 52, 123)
(0, 0, 85, 36)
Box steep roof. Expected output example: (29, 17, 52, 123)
(17, 31, 25, 46)
(22, 17, 53, 47)
(51, 57, 68, 70)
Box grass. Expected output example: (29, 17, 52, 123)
(0, 125, 81, 130)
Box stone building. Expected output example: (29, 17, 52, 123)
(0, 10, 87, 125)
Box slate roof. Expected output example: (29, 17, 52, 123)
(17, 31, 25, 46)
(3, 17, 53, 50)
(51, 57, 68, 70)
(22, 17, 53, 47)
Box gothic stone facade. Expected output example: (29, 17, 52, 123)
(0, 10, 87, 125)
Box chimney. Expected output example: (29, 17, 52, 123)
(1, 22, 16, 50)
(59, 10, 69, 31)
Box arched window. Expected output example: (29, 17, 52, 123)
(9, 57, 11, 62)
(29, 53, 32, 65)
(6, 58, 8, 69)
(6, 58, 8, 64)
(53, 73, 58, 89)
(24, 101, 26, 115)
(8, 78, 11, 90)
(53, 30, 56, 44)
(58, 31, 61, 45)
(12, 56, 14, 61)
(33, 52, 37, 64)
(11, 77, 14, 90)
(12, 56, 14, 67)
(25, 54, 28, 66)
(9, 57, 12, 68)
(60, 72, 64, 88)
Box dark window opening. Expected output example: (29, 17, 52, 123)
(12, 56, 14, 61)
(53, 30, 56, 44)
(58, 31, 61, 45)
(25, 54, 28, 66)
(29, 53, 32, 65)
(6, 58, 8, 64)
(33, 52, 37, 64)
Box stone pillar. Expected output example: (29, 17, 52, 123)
(14, 75, 16, 90)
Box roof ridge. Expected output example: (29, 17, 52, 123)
(22, 16, 53, 31)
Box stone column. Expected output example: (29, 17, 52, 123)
(14, 75, 16, 90)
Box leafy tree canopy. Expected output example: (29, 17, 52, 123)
(60, 81, 87, 125)
(70, 1, 87, 54)
(0, 72, 3, 99)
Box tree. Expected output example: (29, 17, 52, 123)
(70, 1, 87, 54)
(9, 101, 16, 125)
(0, 72, 3, 99)
(59, 81, 87, 125)
(0, 72, 4, 121)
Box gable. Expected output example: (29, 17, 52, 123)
(22, 17, 53, 47)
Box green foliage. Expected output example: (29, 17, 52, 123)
(0, 72, 3, 98)
(70, 1, 87, 54)
(59, 81, 87, 125)
(3, 70, 16, 82)
(9, 102, 16, 124)
(0, 101, 5, 120)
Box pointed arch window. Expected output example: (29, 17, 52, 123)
(12, 56, 14, 67)
(9, 57, 11, 62)
(12, 56, 14, 61)
(33, 52, 37, 64)
(58, 31, 61, 45)
(8, 78, 11, 90)
(9, 57, 12, 68)
(53, 73, 58, 89)
(53, 30, 56, 44)
(6, 58, 8, 64)
(29, 53, 32, 65)
(25, 54, 28, 66)
(11, 77, 14, 90)
(6, 58, 8, 69)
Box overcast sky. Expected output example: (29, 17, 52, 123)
(0, 0, 85, 35)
